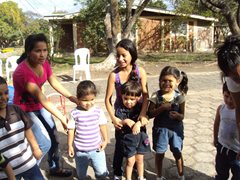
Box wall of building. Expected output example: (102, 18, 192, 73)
(137, 17, 214, 52)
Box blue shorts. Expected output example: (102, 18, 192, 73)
(152, 127, 183, 154)
(122, 131, 151, 158)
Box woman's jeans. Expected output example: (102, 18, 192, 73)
(28, 108, 60, 169)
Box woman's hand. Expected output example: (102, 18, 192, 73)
(123, 118, 135, 128)
(68, 96, 79, 105)
(33, 148, 42, 160)
(112, 117, 123, 129)
(138, 116, 149, 126)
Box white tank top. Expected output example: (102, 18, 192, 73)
(218, 104, 240, 153)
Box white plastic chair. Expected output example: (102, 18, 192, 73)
(6, 56, 19, 82)
(0, 59, 2, 77)
(73, 48, 91, 82)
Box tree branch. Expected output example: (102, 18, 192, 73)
(122, 0, 150, 38)
(200, 0, 221, 13)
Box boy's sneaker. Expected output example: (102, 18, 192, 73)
(138, 177, 146, 180)
(114, 175, 122, 180)
(157, 176, 166, 180)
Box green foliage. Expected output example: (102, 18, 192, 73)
(174, 0, 213, 17)
(0, 1, 53, 48)
(0, 1, 26, 47)
(147, 0, 167, 9)
(76, 0, 107, 55)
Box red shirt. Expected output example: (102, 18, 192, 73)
(13, 60, 52, 112)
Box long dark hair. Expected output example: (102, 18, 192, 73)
(159, 66, 188, 95)
(17, 33, 48, 64)
(116, 39, 139, 81)
(216, 35, 240, 76)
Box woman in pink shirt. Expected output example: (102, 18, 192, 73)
(13, 33, 77, 177)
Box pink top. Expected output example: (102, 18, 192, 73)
(13, 60, 52, 112)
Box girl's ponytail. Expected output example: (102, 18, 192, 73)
(178, 71, 188, 95)
(129, 63, 139, 82)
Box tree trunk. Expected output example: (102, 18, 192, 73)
(104, 6, 113, 53)
(110, 0, 121, 48)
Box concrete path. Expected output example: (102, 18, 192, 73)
(40, 69, 224, 180)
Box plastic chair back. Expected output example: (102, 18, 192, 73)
(6, 56, 19, 82)
(73, 48, 91, 81)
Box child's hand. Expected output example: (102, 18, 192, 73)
(132, 121, 141, 135)
(123, 118, 135, 128)
(169, 111, 179, 119)
(112, 117, 123, 129)
(68, 146, 74, 157)
(161, 103, 172, 111)
(33, 148, 42, 160)
(99, 141, 108, 151)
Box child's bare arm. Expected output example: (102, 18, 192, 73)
(25, 128, 42, 160)
(99, 124, 108, 151)
(213, 105, 221, 147)
(5, 164, 16, 180)
(0, 154, 15, 180)
(68, 129, 75, 157)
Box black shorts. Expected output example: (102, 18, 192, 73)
(122, 131, 151, 158)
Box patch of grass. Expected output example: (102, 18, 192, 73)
(138, 52, 217, 63)
(51, 56, 106, 66)
(50, 56, 106, 73)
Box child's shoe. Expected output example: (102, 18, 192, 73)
(138, 177, 146, 180)
(114, 175, 122, 180)
(157, 176, 166, 180)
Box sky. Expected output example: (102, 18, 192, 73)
(0, 0, 82, 16)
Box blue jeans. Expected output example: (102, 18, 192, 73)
(215, 142, 240, 180)
(75, 149, 108, 180)
(28, 108, 59, 169)
(15, 164, 44, 180)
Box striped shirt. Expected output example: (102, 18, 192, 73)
(68, 106, 107, 152)
(0, 105, 36, 179)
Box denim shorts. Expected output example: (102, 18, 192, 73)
(152, 127, 183, 154)
(122, 131, 151, 158)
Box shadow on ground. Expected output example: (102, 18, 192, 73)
(40, 129, 214, 180)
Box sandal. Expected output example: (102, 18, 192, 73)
(49, 168, 72, 177)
